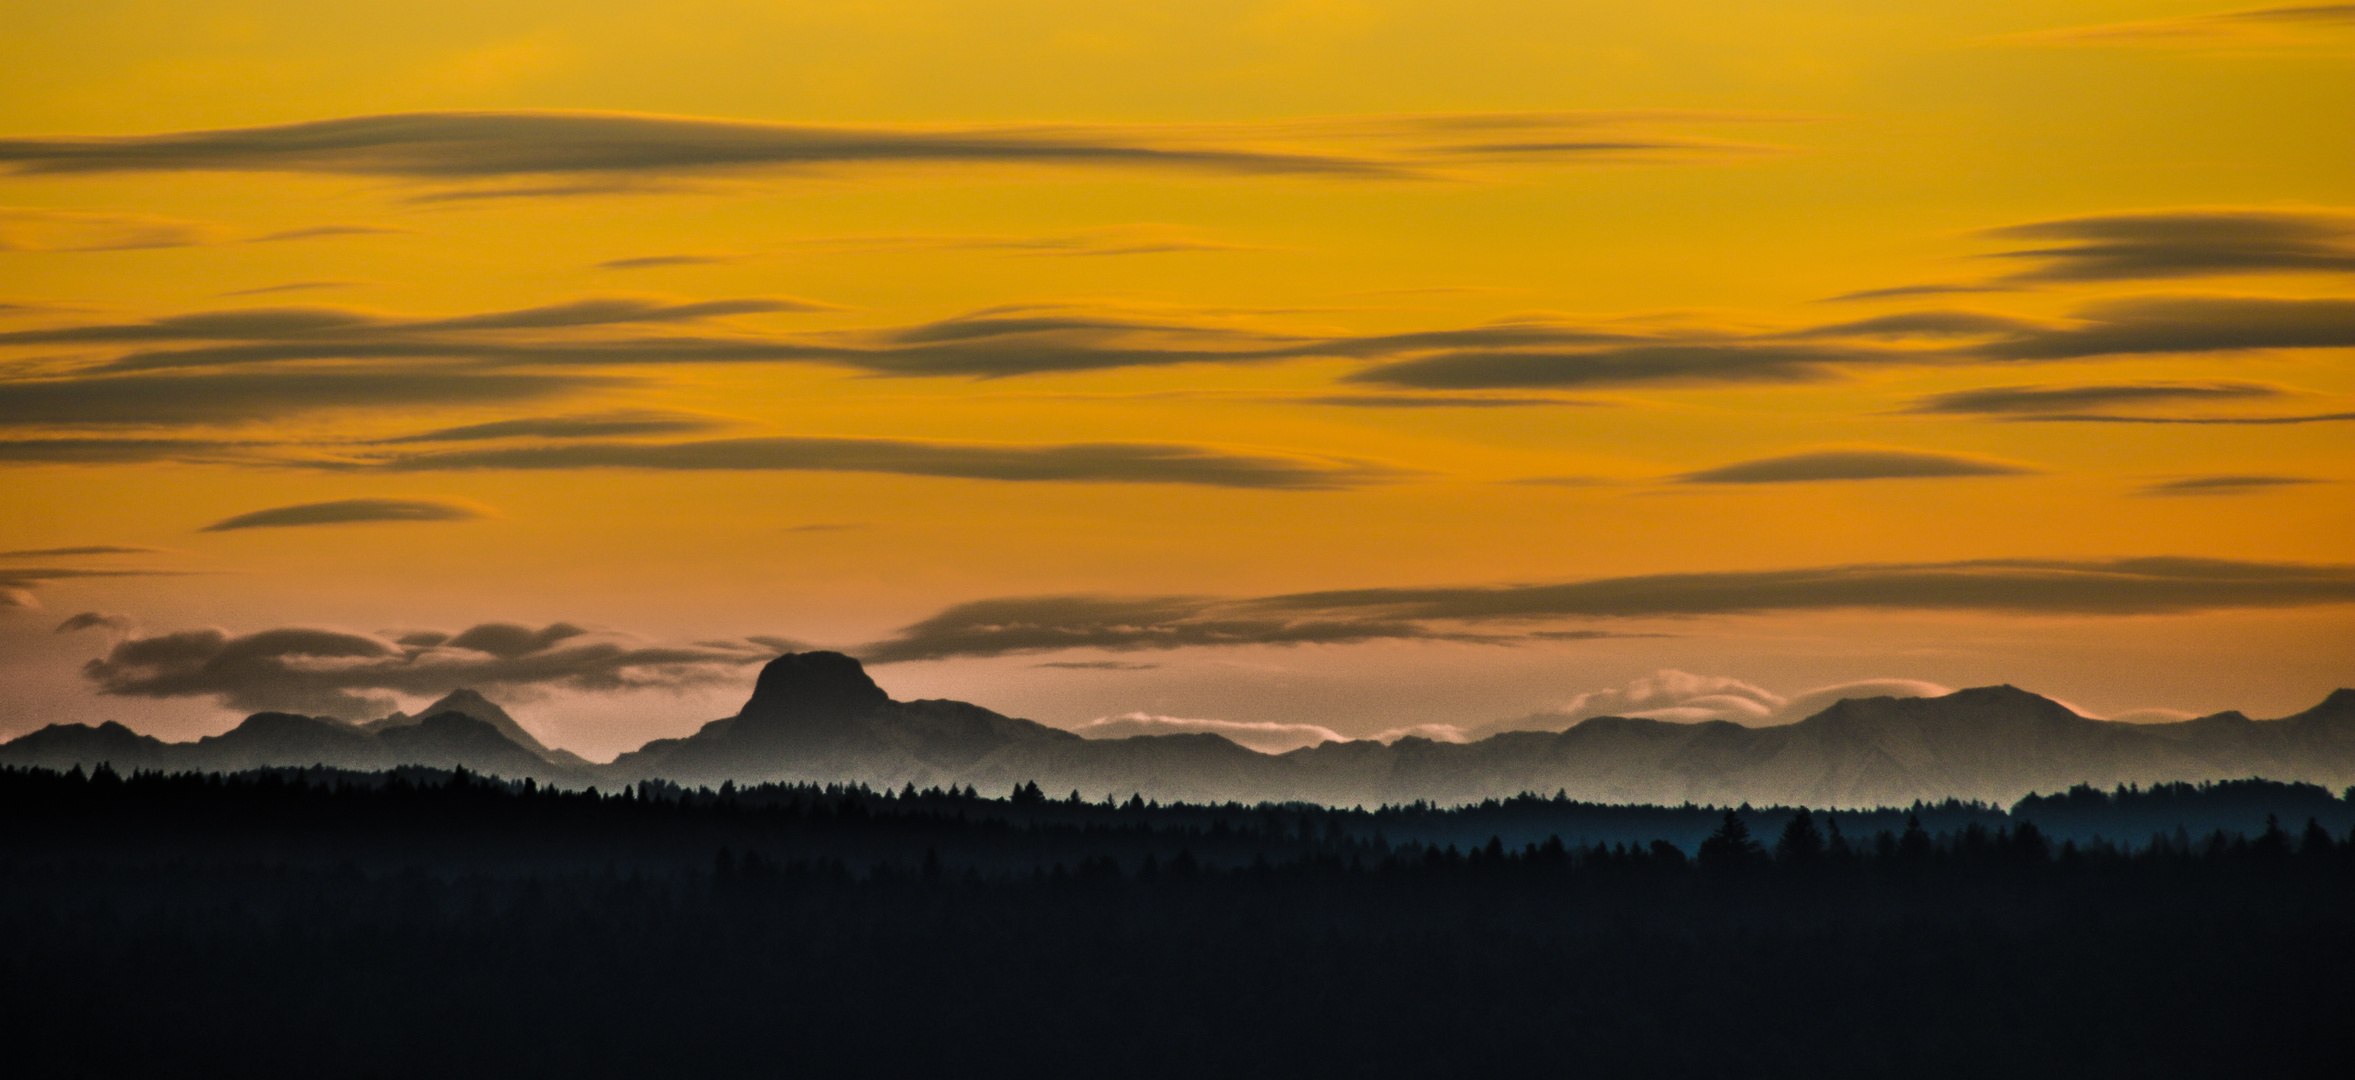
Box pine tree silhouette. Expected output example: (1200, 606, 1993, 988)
(1775, 807, 1826, 865)
(1698, 810, 1765, 869)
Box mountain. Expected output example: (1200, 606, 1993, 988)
(599, 654, 2355, 807)
(5, 653, 2351, 807)
(1, 697, 592, 783)
(367, 689, 598, 769)
(611, 651, 1085, 783)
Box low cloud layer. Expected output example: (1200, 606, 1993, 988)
(858, 557, 2355, 662)
(1982, 209, 2355, 282)
(1475, 671, 1959, 736)
(199, 498, 489, 532)
(359, 436, 1402, 490)
(64, 617, 778, 718)
(1071, 713, 1353, 754)
(1677, 448, 2038, 484)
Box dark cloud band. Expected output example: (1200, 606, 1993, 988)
(66, 618, 777, 717)
(360, 436, 1402, 490)
(1677, 449, 2037, 484)
(858, 557, 2355, 661)
(199, 498, 487, 532)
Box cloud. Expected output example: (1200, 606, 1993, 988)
(65, 618, 776, 718)
(8, 282, 2350, 415)
(1071, 712, 1351, 754)
(2137, 474, 2324, 496)
(0, 110, 1786, 192)
(358, 436, 1404, 490)
(0, 371, 616, 427)
(1252, 557, 2355, 621)
(2, 545, 167, 558)
(218, 281, 370, 297)
(1818, 284, 2023, 303)
(0, 209, 410, 253)
(54, 611, 137, 635)
(1473, 672, 1956, 736)
(859, 557, 2355, 661)
(199, 498, 489, 532)
(373, 410, 731, 443)
(1981, 209, 2355, 282)
(1508, 476, 1618, 487)
(1906, 381, 2287, 415)
(1342, 344, 1878, 389)
(1033, 660, 1160, 670)
(770, 227, 1269, 259)
(1677, 448, 2039, 484)
(0, 437, 262, 464)
(2005, 410, 2355, 425)
(0, 207, 221, 251)
(1296, 394, 1605, 408)
(0, 294, 824, 351)
(597, 254, 739, 270)
(1975, 294, 2355, 361)
(1997, 5, 2355, 46)
(249, 225, 404, 243)
(859, 594, 1474, 663)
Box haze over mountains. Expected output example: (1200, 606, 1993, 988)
(6, 651, 2350, 808)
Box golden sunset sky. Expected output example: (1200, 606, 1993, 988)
(4, 1, 2351, 757)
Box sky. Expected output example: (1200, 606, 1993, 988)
(3, 1, 2350, 759)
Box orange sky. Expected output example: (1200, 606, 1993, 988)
(4, 2, 2351, 758)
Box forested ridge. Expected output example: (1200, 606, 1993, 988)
(5, 764, 2350, 1077)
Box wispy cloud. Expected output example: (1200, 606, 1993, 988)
(218, 281, 371, 297)
(1981, 209, 2355, 282)
(857, 557, 2355, 661)
(199, 498, 490, 532)
(1996, 5, 2355, 47)
(0, 208, 407, 253)
(372, 410, 731, 443)
(1070, 712, 1351, 754)
(0, 545, 168, 558)
(0, 207, 220, 251)
(1906, 381, 2287, 416)
(0, 371, 619, 427)
(1676, 448, 2039, 484)
(1818, 283, 2023, 303)
(2137, 474, 2325, 496)
(357, 436, 1406, 490)
(0, 110, 1786, 198)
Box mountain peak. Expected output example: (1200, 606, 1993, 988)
(739, 651, 891, 720)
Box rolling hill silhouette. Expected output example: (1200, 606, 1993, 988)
(6, 650, 2351, 806)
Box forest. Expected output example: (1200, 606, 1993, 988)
(4, 764, 2349, 1078)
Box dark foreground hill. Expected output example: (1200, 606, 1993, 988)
(3, 764, 2349, 1079)
(7, 651, 2353, 806)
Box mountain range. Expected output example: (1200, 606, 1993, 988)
(6, 650, 2351, 807)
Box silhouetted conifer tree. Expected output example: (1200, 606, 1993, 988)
(1775, 808, 1825, 865)
(1699, 810, 1765, 869)
(2302, 817, 2336, 860)
(1899, 814, 1933, 861)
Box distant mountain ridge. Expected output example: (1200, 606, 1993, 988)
(5, 651, 2351, 807)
